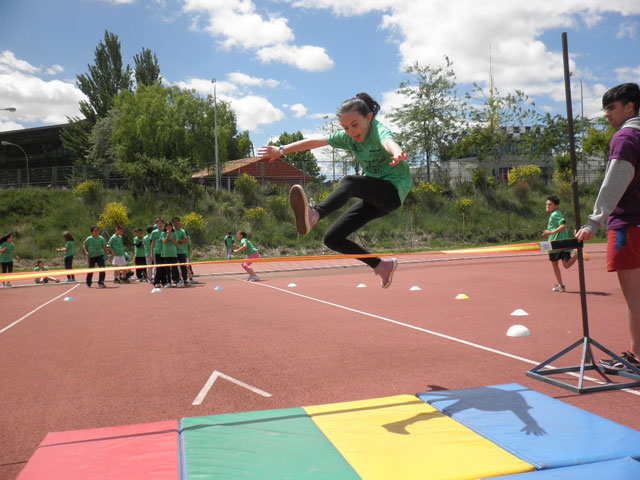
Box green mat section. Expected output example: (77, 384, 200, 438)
(180, 407, 359, 479)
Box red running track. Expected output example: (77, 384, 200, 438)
(0, 245, 637, 480)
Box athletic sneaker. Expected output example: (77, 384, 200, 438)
(374, 258, 397, 289)
(289, 184, 319, 235)
(114, 277, 121, 284)
(247, 276, 259, 282)
(163, 283, 171, 288)
(598, 351, 640, 373)
(552, 284, 566, 292)
(98, 282, 106, 288)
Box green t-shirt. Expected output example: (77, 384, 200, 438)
(84, 235, 107, 258)
(0, 241, 14, 263)
(175, 228, 188, 255)
(143, 234, 152, 256)
(240, 237, 258, 255)
(108, 234, 125, 256)
(134, 237, 146, 258)
(548, 210, 569, 253)
(326, 118, 412, 204)
(150, 229, 163, 254)
(63, 240, 74, 257)
(160, 231, 178, 258)
(34, 265, 48, 272)
(224, 235, 234, 248)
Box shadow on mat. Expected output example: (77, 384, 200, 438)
(383, 386, 546, 437)
(565, 290, 611, 296)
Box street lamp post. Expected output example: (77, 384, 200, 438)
(1, 140, 29, 186)
(323, 115, 336, 182)
(211, 78, 220, 190)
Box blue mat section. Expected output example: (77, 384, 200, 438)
(417, 383, 640, 469)
(485, 457, 640, 479)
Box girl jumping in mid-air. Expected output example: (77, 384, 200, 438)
(258, 92, 410, 288)
(234, 231, 260, 282)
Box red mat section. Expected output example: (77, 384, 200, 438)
(16, 421, 179, 480)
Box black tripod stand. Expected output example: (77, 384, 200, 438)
(526, 33, 640, 393)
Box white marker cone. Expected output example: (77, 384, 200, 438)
(213, 286, 222, 291)
(287, 283, 297, 287)
(409, 286, 421, 291)
(507, 324, 531, 337)
(455, 293, 469, 300)
(511, 309, 529, 316)
(63, 296, 73, 301)
(357, 283, 367, 288)
(151, 288, 161, 294)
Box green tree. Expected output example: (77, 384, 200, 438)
(110, 84, 216, 191)
(583, 117, 615, 162)
(387, 58, 463, 182)
(271, 131, 323, 180)
(62, 30, 132, 162)
(134, 47, 161, 87)
(453, 84, 539, 182)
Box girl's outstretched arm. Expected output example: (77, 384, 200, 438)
(234, 243, 247, 254)
(257, 138, 329, 162)
(383, 138, 408, 166)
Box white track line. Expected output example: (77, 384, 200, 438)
(0, 284, 80, 335)
(250, 281, 640, 397)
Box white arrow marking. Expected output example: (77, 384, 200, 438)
(192, 370, 272, 405)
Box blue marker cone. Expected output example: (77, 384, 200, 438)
(214, 286, 222, 291)
(63, 296, 73, 301)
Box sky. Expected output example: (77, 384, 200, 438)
(1, 0, 640, 167)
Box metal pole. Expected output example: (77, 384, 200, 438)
(562, 32, 589, 337)
(211, 78, 220, 190)
(2, 141, 29, 186)
(580, 79, 585, 183)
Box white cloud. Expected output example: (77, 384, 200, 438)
(0, 52, 86, 126)
(615, 66, 640, 82)
(0, 120, 24, 132)
(181, 0, 334, 71)
(231, 95, 285, 131)
(227, 72, 280, 88)
(0, 50, 40, 74)
(256, 45, 333, 72)
(44, 65, 64, 76)
(286, 0, 640, 113)
(617, 20, 638, 39)
(290, 103, 307, 118)
(182, 0, 294, 49)
(170, 76, 284, 132)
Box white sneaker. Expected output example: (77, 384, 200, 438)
(374, 258, 397, 289)
(247, 276, 259, 282)
(552, 284, 566, 292)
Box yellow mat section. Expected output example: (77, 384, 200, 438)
(304, 395, 533, 480)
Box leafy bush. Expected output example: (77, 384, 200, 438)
(182, 211, 205, 237)
(97, 202, 129, 232)
(507, 164, 542, 187)
(266, 196, 289, 221)
(235, 173, 260, 206)
(409, 181, 444, 210)
(454, 197, 473, 216)
(74, 180, 103, 204)
(245, 206, 268, 228)
(470, 167, 495, 191)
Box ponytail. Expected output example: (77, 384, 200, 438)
(337, 92, 380, 118)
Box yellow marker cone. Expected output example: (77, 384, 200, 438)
(455, 293, 469, 300)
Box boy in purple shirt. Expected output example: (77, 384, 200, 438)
(576, 83, 640, 372)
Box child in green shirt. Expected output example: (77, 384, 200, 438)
(542, 195, 581, 292)
(257, 93, 409, 289)
(56, 231, 76, 282)
(34, 259, 60, 284)
(0, 233, 20, 288)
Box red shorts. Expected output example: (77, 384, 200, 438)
(607, 226, 640, 272)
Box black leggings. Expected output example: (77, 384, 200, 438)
(64, 256, 75, 280)
(1, 261, 13, 274)
(316, 175, 401, 268)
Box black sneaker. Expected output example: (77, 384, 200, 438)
(98, 282, 106, 289)
(598, 351, 640, 373)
